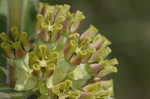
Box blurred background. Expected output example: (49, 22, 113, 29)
(1, 0, 150, 99)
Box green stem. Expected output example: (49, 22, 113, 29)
(21, 0, 38, 34)
(7, 0, 23, 31)
(48, 88, 56, 99)
(6, 0, 38, 90)
(6, 0, 24, 88)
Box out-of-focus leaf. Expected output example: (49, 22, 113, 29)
(0, 87, 31, 99)
(0, 48, 6, 66)
(0, 1, 7, 80)
(0, 15, 7, 32)
(0, 66, 7, 75)
(0, 0, 7, 32)
(0, 0, 8, 16)
(0, 49, 6, 85)
(0, 67, 6, 85)
(38, 95, 48, 99)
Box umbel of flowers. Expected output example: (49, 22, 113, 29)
(0, 3, 118, 99)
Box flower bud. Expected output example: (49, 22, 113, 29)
(0, 42, 14, 58)
(0, 32, 11, 43)
(90, 64, 103, 75)
(38, 30, 50, 41)
(80, 25, 98, 40)
(80, 92, 93, 99)
(70, 55, 82, 65)
(20, 32, 31, 51)
(70, 11, 85, 33)
(13, 42, 25, 58)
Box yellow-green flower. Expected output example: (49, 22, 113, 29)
(0, 27, 31, 58)
(0, 3, 118, 99)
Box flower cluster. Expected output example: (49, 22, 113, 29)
(0, 27, 31, 59)
(37, 3, 85, 42)
(29, 45, 58, 80)
(0, 3, 118, 99)
(52, 80, 81, 99)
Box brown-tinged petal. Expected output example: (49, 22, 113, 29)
(38, 30, 50, 41)
(70, 55, 82, 65)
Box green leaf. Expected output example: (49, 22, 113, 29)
(38, 95, 49, 99)
(49, 54, 73, 86)
(0, 0, 8, 16)
(71, 64, 89, 80)
(38, 82, 48, 95)
(69, 64, 91, 89)
(0, 66, 7, 76)
(15, 54, 37, 91)
(0, 87, 30, 99)
(0, 48, 6, 65)
(0, 49, 7, 85)
(15, 66, 37, 91)
(0, 67, 6, 85)
(46, 76, 53, 88)
(0, 0, 7, 32)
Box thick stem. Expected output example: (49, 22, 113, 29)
(21, 0, 38, 32)
(6, 0, 23, 88)
(7, 0, 23, 31)
(48, 88, 57, 99)
(6, 0, 38, 89)
(6, 64, 16, 88)
(48, 89, 52, 99)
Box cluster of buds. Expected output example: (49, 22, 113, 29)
(80, 80, 113, 99)
(0, 3, 118, 99)
(52, 80, 81, 99)
(37, 3, 85, 42)
(36, 3, 118, 99)
(0, 27, 31, 59)
(29, 45, 58, 80)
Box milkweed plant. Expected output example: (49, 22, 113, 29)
(0, 2, 118, 99)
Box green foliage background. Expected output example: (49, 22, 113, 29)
(0, 0, 150, 99)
